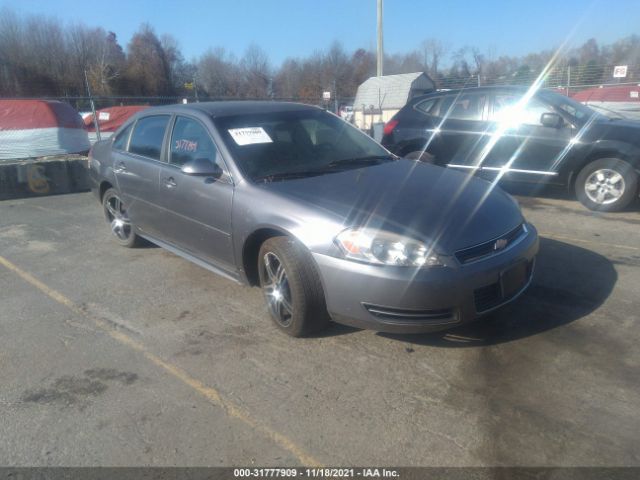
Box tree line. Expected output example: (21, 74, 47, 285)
(1, 7, 640, 103)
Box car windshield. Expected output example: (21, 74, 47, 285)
(214, 109, 394, 182)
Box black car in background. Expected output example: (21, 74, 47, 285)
(381, 86, 640, 211)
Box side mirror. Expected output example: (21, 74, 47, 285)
(181, 158, 223, 178)
(540, 112, 564, 128)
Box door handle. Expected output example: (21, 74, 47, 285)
(113, 162, 127, 173)
(163, 177, 177, 188)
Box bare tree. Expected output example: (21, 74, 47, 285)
(273, 58, 302, 99)
(420, 38, 448, 77)
(198, 47, 241, 98)
(123, 24, 172, 96)
(240, 43, 271, 98)
(161, 33, 196, 94)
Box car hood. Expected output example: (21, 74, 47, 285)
(261, 160, 523, 253)
(596, 118, 640, 129)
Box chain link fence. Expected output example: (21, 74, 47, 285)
(438, 62, 640, 95)
(4, 62, 640, 111)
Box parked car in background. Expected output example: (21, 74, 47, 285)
(89, 101, 538, 337)
(382, 86, 640, 211)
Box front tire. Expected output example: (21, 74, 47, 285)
(258, 237, 330, 337)
(102, 188, 143, 247)
(575, 158, 638, 212)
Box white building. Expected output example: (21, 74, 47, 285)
(352, 72, 435, 130)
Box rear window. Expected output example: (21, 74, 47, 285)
(438, 93, 487, 121)
(128, 115, 170, 160)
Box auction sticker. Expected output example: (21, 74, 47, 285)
(228, 127, 273, 146)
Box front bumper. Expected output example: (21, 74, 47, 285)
(312, 223, 539, 333)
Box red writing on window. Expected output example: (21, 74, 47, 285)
(175, 139, 198, 152)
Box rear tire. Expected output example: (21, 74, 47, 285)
(575, 158, 638, 212)
(102, 188, 143, 248)
(258, 237, 330, 337)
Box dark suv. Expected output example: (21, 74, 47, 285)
(381, 86, 640, 211)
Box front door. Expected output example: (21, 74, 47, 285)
(480, 93, 571, 184)
(156, 115, 235, 270)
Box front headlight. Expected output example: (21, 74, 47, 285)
(334, 227, 443, 267)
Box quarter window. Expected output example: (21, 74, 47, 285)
(112, 123, 133, 151)
(169, 117, 221, 168)
(415, 98, 437, 115)
(128, 115, 170, 160)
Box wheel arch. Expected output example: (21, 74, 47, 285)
(569, 146, 640, 194)
(242, 227, 292, 286)
(99, 181, 114, 201)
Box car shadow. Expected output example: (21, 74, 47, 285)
(499, 181, 640, 212)
(137, 238, 159, 248)
(378, 237, 617, 347)
(308, 323, 361, 338)
(499, 181, 573, 201)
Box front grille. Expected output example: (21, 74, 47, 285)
(474, 260, 534, 313)
(455, 223, 526, 264)
(363, 303, 457, 325)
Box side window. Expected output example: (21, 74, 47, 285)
(112, 123, 133, 151)
(414, 98, 437, 115)
(446, 94, 487, 121)
(170, 116, 221, 168)
(128, 115, 170, 160)
(491, 95, 553, 126)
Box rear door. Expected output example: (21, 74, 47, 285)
(113, 115, 170, 237)
(436, 92, 491, 171)
(156, 115, 235, 270)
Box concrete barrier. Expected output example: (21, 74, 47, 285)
(0, 155, 89, 201)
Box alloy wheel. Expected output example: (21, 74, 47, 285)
(261, 252, 293, 326)
(584, 168, 626, 205)
(104, 193, 133, 241)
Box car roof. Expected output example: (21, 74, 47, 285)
(410, 85, 531, 103)
(138, 101, 321, 119)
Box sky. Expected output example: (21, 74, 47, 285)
(1, 0, 639, 66)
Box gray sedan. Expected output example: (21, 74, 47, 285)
(88, 102, 538, 337)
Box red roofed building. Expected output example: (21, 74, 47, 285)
(84, 105, 149, 142)
(571, 85, 640, 119)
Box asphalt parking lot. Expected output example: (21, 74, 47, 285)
(0, 190, 639, 467)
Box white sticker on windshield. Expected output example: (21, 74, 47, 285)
(228, 127, 273, 146)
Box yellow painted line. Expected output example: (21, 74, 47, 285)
(540, 232, 640, 252)
(0, 254, 321, 467)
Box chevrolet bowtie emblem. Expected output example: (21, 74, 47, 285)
(494, 238, 508, 251)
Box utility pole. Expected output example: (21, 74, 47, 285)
(84, 69, 101, 141)
(377, 0, 384, 77)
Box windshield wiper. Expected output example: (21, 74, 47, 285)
(255, 155, 396, 182)
(326, 155, 395, 169)
(255, 170, 327, 182)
